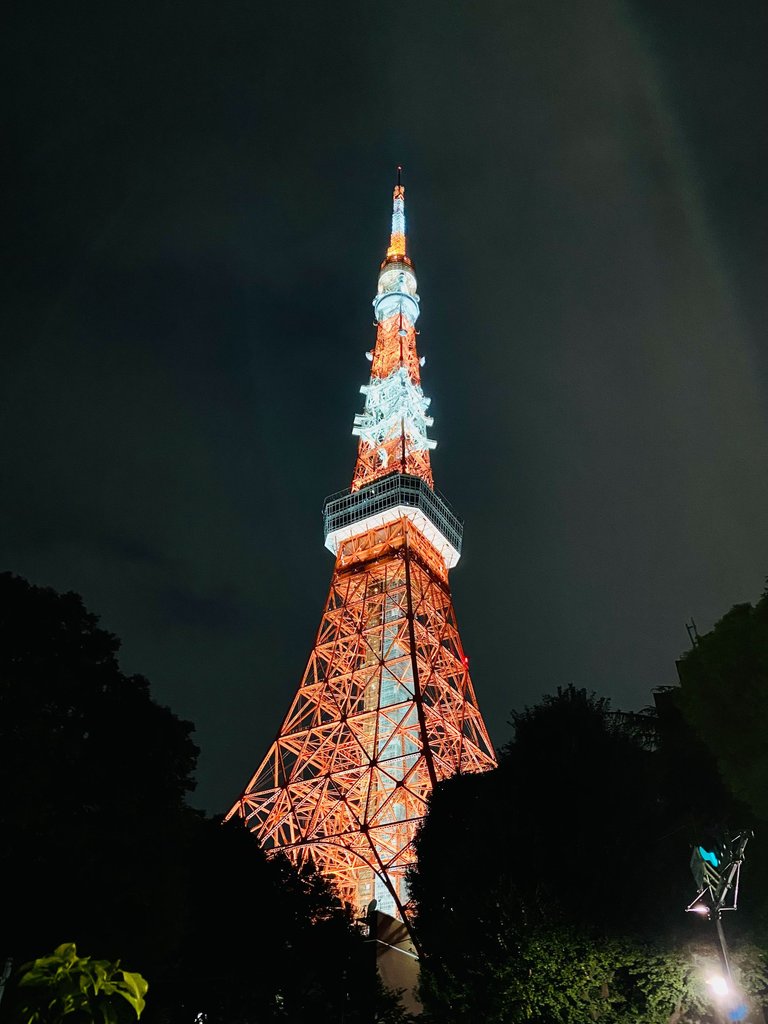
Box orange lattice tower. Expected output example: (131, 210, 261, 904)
(227, 169, 497, 923)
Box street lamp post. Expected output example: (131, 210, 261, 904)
(686, 829, 753, 1020)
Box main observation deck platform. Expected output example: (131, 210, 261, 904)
(322, 471, 463, 569)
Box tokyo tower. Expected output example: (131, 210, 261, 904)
(227, 170, 496, 923)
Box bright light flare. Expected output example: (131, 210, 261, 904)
(706, 974, 730, 999)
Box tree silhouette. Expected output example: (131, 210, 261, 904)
(0, 573, 414, 1023)
(0, 571, 200, 970)
(409, 683, 768, 1022)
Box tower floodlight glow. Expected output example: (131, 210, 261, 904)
(227, 172, 497, 924)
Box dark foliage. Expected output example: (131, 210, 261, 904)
(676, 589, 768, 823)
(673, 586, 768, 941)
(0, 571, 200, 970)
(0, 573, 411, 1024)
(409, 675, 768, 1022)
(146, 815, 403, 1024)
(411, 686, 685, 947)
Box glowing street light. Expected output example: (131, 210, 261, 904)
(706, 974, 730, 999)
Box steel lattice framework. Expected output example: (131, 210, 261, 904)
(228, 171, 496, 922)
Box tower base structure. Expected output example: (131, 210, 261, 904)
(231, 512, 495, 920)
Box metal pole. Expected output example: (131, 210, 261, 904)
(714, 913, 732, 981)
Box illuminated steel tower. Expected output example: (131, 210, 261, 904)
(228, 171, 496, 922)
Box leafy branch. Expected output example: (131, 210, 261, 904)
(11, 943, 147, 1024)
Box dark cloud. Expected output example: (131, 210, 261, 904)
(2, 0, 766, 814)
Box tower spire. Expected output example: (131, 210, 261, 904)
(385, 165, 409, 265)
(351, 175, 432, 491)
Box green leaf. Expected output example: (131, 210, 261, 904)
(11, 944, 149, 1024)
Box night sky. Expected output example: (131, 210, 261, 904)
(3, 1, 767, 816)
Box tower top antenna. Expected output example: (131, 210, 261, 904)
(383, 167, 409, 267)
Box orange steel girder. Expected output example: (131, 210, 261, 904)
(231, 518, 496, 917)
